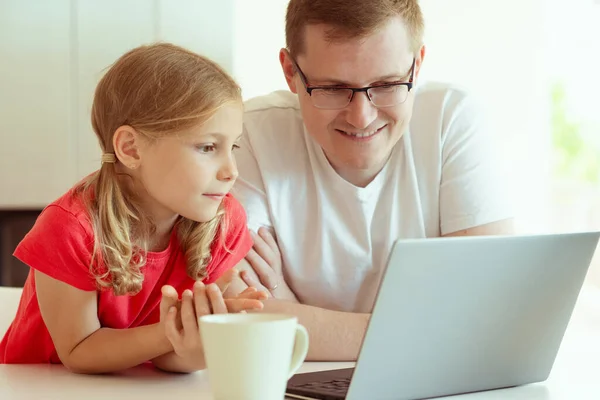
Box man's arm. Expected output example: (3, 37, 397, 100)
(226, 260, 369, 361)
(230, 219, 515, 361)
(443, 218, 514, 237)
(438, 89, 516, 236)
(260, 298, 370, 361)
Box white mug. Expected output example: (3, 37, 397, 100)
(199, 313, 309, 400)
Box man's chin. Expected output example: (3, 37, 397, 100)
(346, 149, 394, 169)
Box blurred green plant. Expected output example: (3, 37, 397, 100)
(551, 81, 600, 184)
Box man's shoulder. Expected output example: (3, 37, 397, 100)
(411, 81, 481, 137)
(413, 81, 472, 110)
(244, 90, 300, 115)
(242, 90, 305, 148)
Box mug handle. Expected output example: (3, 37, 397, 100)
(288, 323, 309, 378)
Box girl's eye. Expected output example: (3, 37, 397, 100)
(233, 143, 241, 151)
(197, 144, 216, 153)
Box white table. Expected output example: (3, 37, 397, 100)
(1, 287, 599, 400)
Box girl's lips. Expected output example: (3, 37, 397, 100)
(203, 193, 226, 200)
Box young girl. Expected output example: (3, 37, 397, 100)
(0, 43, 266, 373)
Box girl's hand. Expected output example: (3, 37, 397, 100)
(159, 285, 181, 331)
(162, 285, 205, 368)
(215, 267, 270, 310)
(225, 286, 269, 312)
(162, 280, 267, 369)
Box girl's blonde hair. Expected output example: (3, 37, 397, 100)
(74, 43, 242, 295)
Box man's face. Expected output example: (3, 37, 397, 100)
(284, 17, 424, 185)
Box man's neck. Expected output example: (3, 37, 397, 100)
(331, 157, 389, 188)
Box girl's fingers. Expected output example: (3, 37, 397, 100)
(164, 306, 182, 349)
(160, 285, 179, 319)
(193, 281, 211, 317)
(207, 284, 228, 314)
(237, 289, 269, 301)
(225, 298, 265, 313)
(214, 268, 239, 294)
(180, 289, 198, 333)
(161, 285, 178, 298)
(240, 286, 257, 295)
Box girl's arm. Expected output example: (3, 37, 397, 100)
(152, 351, 204, 374)
(35, 270, 173, 374)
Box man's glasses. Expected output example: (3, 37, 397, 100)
(291, 57, 415, 110)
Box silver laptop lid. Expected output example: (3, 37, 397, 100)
(348, 232, 600, 400)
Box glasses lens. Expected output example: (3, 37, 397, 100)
(311, 88, 353, 110)
(368, 85, 409, 107)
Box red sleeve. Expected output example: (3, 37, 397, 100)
(13, 205, 97, 291)
(204, 194, 253, 284)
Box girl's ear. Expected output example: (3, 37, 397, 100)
(113, 125, 142, 170)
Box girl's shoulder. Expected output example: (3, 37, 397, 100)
(14, 186, 98, 291)
(222, 193, 248, 227)
(42, 186, 94, 235)
(202, 194, 252, 284)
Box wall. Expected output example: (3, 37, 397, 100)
(232, 0, 288, 100)
(232, 0, 555, 232)
(2, 1, 598, 289)
(419, 0, 552, 233)
(1, 0, 553, 229)
(0, 0, 236, 208)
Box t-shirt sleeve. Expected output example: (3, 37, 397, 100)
(439, 91, 516, 235)
(231, 126, 274, 233)
(13, 205, 97, 291)
(204, 195, 253, 284)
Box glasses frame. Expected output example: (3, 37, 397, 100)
(291, 56, 416, 109)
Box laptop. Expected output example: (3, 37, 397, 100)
(286, 232, 600, 400)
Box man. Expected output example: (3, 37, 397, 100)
(227, 0, 514, 361)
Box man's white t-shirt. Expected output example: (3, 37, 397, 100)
(233, 82, 514, 313)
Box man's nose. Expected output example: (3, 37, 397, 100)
(344, 91, 378, 129)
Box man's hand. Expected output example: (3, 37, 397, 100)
(243, 227, 298, 301)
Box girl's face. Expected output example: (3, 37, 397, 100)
(132, 103, 243, 227)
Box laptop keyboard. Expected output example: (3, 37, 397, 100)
(290, 377, 351, 396)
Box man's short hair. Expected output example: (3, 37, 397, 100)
(285, 0, 425, 58)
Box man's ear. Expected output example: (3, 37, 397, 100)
(279, 48, 299, 94)
(112, 125, 143, 170)
(413, 44, 426, 82)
